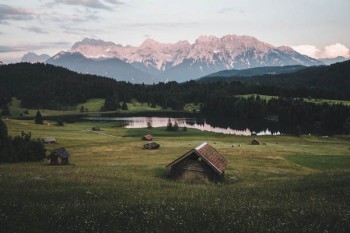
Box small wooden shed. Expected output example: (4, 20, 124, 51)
(166, 142, 228, 183)
(41, 137, 56, 144)
(92, 127, 100, 131)
(48, 147, 70, 165)
(142, 134, 153, 141)
(144, 141, 160, 150)
(251, 138, 261, 145)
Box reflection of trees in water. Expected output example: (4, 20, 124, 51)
(203, 115, 339, 135)
(204, 116, 287, 134)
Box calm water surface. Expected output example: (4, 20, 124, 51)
(85, 117, 281, 136)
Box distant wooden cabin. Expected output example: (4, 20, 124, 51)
(144, 141, 160, 150)
(48, 147, 70, 165)
(41, 137, 56, 144)
(166, 142, 228, 183)
(142, 134, 153, 141)
(92, 127, 101, 131)
(251, 138, 261, 145)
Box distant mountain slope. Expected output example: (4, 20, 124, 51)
(46, 51, 158, 84)
(21, 52, 50, 63)
(69, 35, 324, 82)
(200, 60, 350, 98)
(199, 65, 307, 82)
(319, 56, 349, 65)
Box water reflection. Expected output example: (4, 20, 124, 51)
(84, 117, 281, 136)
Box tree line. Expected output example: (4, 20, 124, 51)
(202, 95, 350, 133)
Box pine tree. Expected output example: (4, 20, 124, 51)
(173, 121, 179, 131)
(166, 118, 173, 131)
(34, 110, 43, 124)
(121, 102, 128, 110)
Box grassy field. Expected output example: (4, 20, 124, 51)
(7, 98, 165, 118)
(0, 119, 350, 233)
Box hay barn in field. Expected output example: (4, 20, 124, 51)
(41, 137, 56, 144)
(48, 147, 70, 165)
(251, 138, 261, 145)
(142, 134, 153, 141)
(166, 142, 228, 183)
(144, 141, 160, 150)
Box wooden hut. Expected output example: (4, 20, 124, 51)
(142, 134, 153, 141)
(166, 142, 228, 183)
(144, 141, 160, 150)
(48, 147, 70, 165)
(41, 137, 56, 144)
(92, 127, 100, 131)
(251, 138, 261, 145)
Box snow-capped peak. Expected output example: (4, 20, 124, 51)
(68, 35, 323, 79)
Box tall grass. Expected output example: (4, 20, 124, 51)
(0, 119, 349, 232)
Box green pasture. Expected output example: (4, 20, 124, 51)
(6, 98, 166, 118)
(0, 119, 349, 232)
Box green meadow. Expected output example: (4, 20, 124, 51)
(0, 118, 349, 233)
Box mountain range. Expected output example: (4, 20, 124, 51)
(21, 52, 50, 63)
(28, 35, 327, 83)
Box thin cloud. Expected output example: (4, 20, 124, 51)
(0, 45, 21, 53)
(217, 8, 233, 14)
(121, 22, 200, 30)
(103, 0, 124, 5)
(50, 0, 114, 11)
(60, 24, 105, 36)
(323, 43, 349, 58)
(292, 45, 320, 58)
(292, 43, 350, 58)
(0, 42, 71, 53)
(20, 26, 48, 34)
(217, 8, 244, 14)
(0, 4, 36, 23)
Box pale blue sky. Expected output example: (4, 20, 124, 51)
(0, 0, 349, 62)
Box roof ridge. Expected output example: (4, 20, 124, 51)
(195, 142, 207, 151)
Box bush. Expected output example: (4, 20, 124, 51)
(56, 120, 64, 126)
(0, 130, 46, 163)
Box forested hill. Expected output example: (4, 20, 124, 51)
(0, 63, 135, 109)
(0, 62, 350, 111)
(201, 65, 307, 80)
(198, 60, 350, 99)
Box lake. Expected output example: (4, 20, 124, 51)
(84, 116, 282, 136)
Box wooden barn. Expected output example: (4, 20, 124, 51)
(144, 141, 160, 150)
(48, 147, 70, 165)
(251, 138, 261, 145)
(41, 137, 56, 144)
(142, 134, 153, 141)
(166, 142, 228, 183)
(92, 127, 101, 131)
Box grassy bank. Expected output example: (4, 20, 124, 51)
(0, 119, 349, 233)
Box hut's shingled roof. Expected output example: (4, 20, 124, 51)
(166, 142, 228, 175)
(195, 142, 228, 174)
(52, 147, 70, 159)
(143, 134, 153, 140)
(41, 137, 56, 143)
